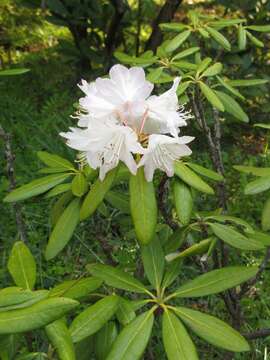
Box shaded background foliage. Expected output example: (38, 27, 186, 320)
(0, 0, 270, 359)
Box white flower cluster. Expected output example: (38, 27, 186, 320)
(61, 64, 194, 181)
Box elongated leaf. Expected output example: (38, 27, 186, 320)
(247, 25, 270, 32)
(160, 23, 188, 32)
(209, 19, 245, 27)
(49, 277, 102, 299)
(141, 236, 164, 291)
(80, 168, 118, 220)
(0, 68, 30, 76)
(205, 26, 231, 50)
(186, 162, 223, 181)
(246, 31, 264, 47)
(37, 151, 74, 170)
(238, 25, 247, 50)
(205, 215, 253, 233)
(172, 61, 197, 70)
(0, 298, 78, 334)
(173, 307, 250, 352)
(227, 79, 268, 87)
(173, 47, 200, 60)
(174, 162, 214, 194)
(162, 259, 182, 290)
(234, 165, 270, 177)
(51, 191, 73, 226)
(165, 30, 191, 52)
(106, 310, 154, 360)
(87, 264, 148, 294)
(171, 266, 258, 298)
(254, 123, 270, 130)
(75, 336, 94, 360)
(173, 180, 193, 225)
(164, 227, 187, 254)
(197, 57, 212, 75)
(262, 197, 270, 231)
(45, 183, 72, 198)
(215, 90, 249, 122)
(202, 63, 222, 77)
(95, 321, 118, 360)
(248, 231, 270, 246)
(4, 174, 71, 202)
(45, 198, 80, 260)
(130, 168, 157, 245)
(244, 176, 270, 195)
(105, 191, 130, 214)
(0, 288, 46, 309)
(116, 298, 136, 326)
(166, 238, 212, 262)
(70, 295, 119, 343)
(8, 242, 36, 290)
(216, 76, 244, 100)
(199, 82, 224, 111)
(198, 28, 210, 38)
(71, 173, 88, 197)
(177, 81, 191, 95)
(0, 290, 48, 312)
(208, 223, 264, 250)
(46, 318, 75, 360)
(162, 310, 198, 360)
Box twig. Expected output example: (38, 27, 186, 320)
(0, 125, 28, 242)
(243, 328, 270, 340)
(157, 174, 178, 230)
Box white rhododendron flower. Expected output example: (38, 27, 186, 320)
(61, 64, 194, 181)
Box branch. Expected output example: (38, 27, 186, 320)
(145, 0, 183, 52)
(157, 174, 178, 230)
(243, 328, 270, 340)
(0, 125, 28, 243)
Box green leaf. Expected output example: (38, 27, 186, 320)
(8, 242, 36, 290)
(49, 277, 102, 299)
(162, 310, 198, 360)
(199, 82, 225, 111)
(70, 295, 119, 343)
(0, 288, 48, 310)
(51, 191, 73, 227)
(146, 68, 163, 83)
(244, 176, 270, 195)
(116, 298, 136, 326)
(262, 197, 270, 231)
(141, 236, 164, 291)
(161, 259, 182, 290)
(201, 63, 223, 77)
(105, 191, 130, 214)
(0, 298, 78, 334)
(172, 47, 200, 60)
(46, 318, 75, 360)
(95, 321, 118, 360)
(114, 52, 157, 66)
(247, 25, 270, 32)
(198, 28, 210, 38)
(4, 174, 71, 202)
(238, 25, 247, 50)
(171, 61, 197, 70)
(248, 231, 270, 246)
(227, 79, 268, 87)
(171, 266, 258, 298)
(0, 68, 30, 76)
(215, 90, 249, 122)
(186, 162, 223, 181)
(173, 307, 250, 352)
(174, 162, 214, 194)
(160, 23, 188, 32)
(37, 151, 75, 171)
(87, 264, 149, 294)
(106, 310, 154, 360)
(246, 31, 264, 47)
(166, 238, 212, 262)
(196, 57, 212, 75)
(205, 26, 231, 50)
(45, 198, 80, 260)
(254, 123, 270, 130)
(216, 76, 244, 100)
(177, 81, 192, 95)
(75, 336, 94, 360)
(71, 173, 88, 197)
(45, 183, 72, 198)
(173, 179, 193, 225)
(208, 223, 264, 250)
(164, 227, 187, 254)
(234, 165, 270, 177)
(205, 215, 253, 233)
(80, 168, 118, 220)
(129, 168, 157, 245)
(165, 30, 191, 52)
(209, 19, 246, 27)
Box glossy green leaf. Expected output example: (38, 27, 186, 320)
(105, 191, 130, 214)
(196, 57, 212, 75)
(254, 123, 270, 129)
(208, 223, 264, 250)
(238, 25, 247, 50)
(161, 259, 182, 290)
(37, 151, 74, 171)
(0, 290, 48, 312)
(209, 19, 245, 27)
(0, 68, 30, 76)
(173, 179, 193, 225)
(215, 90, 248, 122)
(116, 298, 136, 326)
(80, 168, 118, 220)
(75, 336, 93, 360)
(205, 215, 253, 233)
(129, 168, 157, 245)
(8, 242, 36, 290)
(141, 236, 164, 291)
(166, 238, 212, 262)
(45, 183, 72, 198)
(171, 61, 197, 70)
(49, 277, 102, 299)
(199, 82, 224, 111)
(160, 23, 188, 32)
(0, 298, 78, 334)
(172, 47, 200, 60)
(45, 198, 80, 260)
(0, 288, 47, 309)
(186, 162, 223, 181)
(216, 76, 244, 100)
(171, 266, 258, 298)
(165, 30, 191, 52)
(247, 25, 270, 32)
(227, 79, 268, 87)
(87, 264, 148, 294)
(246, 31, 264, 47)
(234, 165, 270, 177)
(164, 227, 187, 254)
(205, 26, 231, 50)
(51, 191, 73, 227)
(202, 63, 222, 77)
(162, 310, 198, 360)
(248, 231, 270, 246)
(4, 174, 71, 202)
(244, 176, 270, 195)
(176, 81, 192, 95)
(262, 197, 270, 231)
(70, 295, 119, 343)
(174, 162, 214, 194)
(198, 28, 210, 38)
(95, 321, 118, 360)
(46, 318, 75, 360)
(71, 173, 88, 197)
(173, 307, 250, 352)
(106, 310, 154, 360)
